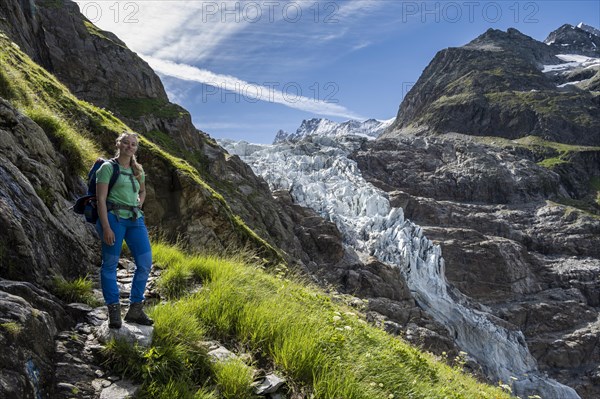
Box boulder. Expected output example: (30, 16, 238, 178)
(96, 321, 153, 349)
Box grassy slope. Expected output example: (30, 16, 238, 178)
(472, 135, 600, 213)
(470, 134, 600, 167)
(102, 242, 514, 399)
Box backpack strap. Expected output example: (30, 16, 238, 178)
(107, 158, 120, 196)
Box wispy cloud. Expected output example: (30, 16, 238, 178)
(352, 41, 371, 51)
(336, 0, 389, 18)
(76, 0, 390, 65)
(144, 56, 364, 120)
(75, 1, 247, 63)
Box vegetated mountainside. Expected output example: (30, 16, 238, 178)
(354, 25, 600, 399)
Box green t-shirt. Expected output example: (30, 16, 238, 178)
(96, 161, 145, 219)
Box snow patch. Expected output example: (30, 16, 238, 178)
(557, 80, 582, 88)
(542, 54, 600, 73)
(577, 22, 600, 37)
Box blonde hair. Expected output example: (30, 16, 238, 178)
(115, 132, 143, 183)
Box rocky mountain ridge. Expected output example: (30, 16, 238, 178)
(545, 23, 600, 57)
(384, 25, 600, 146)
(274, 117, 394, 144)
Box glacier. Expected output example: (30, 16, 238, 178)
(220, 132, 581, 399)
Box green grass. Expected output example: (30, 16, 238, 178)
(144, 130, 212, 176)
(102, 242, 513, 399)
(517, 136, 599, 169)
(0, 322, 23, 338)
(109, 97, 188, 119)
(470, 135, 600, 170)
(0, 34, 104, 172)
(214, 358, 256, 399)
(551, 198, 600, 219)
(52, 275, 100, 306)
(83, 21, 127, 49)
(431, 92, 478, 107)
(145, 129, 182, 155)
(24, 106, 99, 174)
(513, 135, 600, 154)
(485, 91, 598, 128)
(34, 185, 55, 208)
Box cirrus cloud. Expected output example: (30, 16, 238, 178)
(143, 55, 365, 120)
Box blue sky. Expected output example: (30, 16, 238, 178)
(76, 1, 599, 143)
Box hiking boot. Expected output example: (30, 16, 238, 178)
(124, 302, 153, 326)
(107, 303, 122, 329)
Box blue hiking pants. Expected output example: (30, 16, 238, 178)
(96, 212, 152, 305)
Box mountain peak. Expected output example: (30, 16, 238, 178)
(385, 24, 600, 145)
(577, 22, 600, 37)
(462, 27, 559, 66)
(273, 118, 395, 144)
(545, 23, 600, 57)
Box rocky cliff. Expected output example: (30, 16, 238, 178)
(354, 25, 600, 399)
(385, 26, 600, 146)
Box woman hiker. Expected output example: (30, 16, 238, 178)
(96, 132, 153, 328)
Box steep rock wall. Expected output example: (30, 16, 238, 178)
(352, 134, 600, 398)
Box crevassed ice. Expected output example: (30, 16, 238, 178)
(219, 135, 581, 399)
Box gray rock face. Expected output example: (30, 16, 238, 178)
(352, 133, 600, 398)
(206, 344, 237, 363)
(0, 280, 71, 399)
(353, 135, 569, 204)
(545, 24, 600, 58)
(36, 0, 166, 107)
(255, 373, 286, 395)
(0, 0, 52, 66)
(465, 27, 561, 66)
(0, 98, 99, 284)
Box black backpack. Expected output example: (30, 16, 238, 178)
(73, 158, 120, 223)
